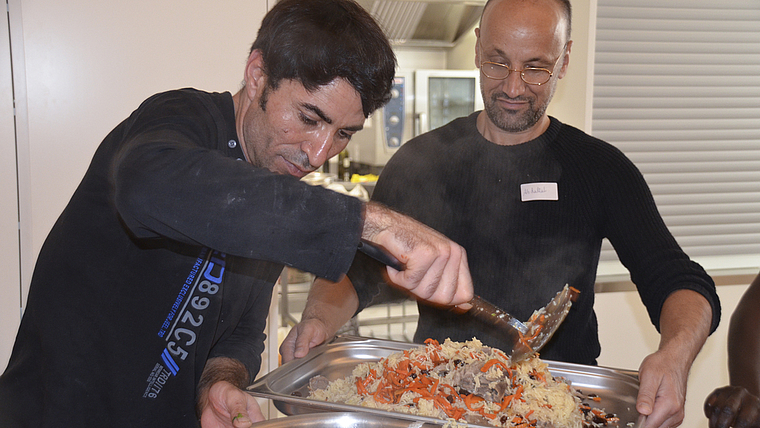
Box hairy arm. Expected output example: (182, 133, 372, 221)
(197, 357, 263, 428)
(280, 276, 359, 363)
(361, 201, 473, 308)
(637, 289, 712, 428)
(280, 201, 476, 363)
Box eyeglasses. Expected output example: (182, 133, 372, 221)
(479, 44, 567, 86)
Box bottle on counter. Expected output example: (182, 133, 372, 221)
(338, 148, 351, 181)
(322, 156, 330, 173)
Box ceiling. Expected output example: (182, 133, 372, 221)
(356, 0, 486, 48)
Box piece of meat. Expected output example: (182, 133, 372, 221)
(480, 379, 509, 402)
(451, 360, 509, 402)
(464, 413, 490, 425)
(452, 360, 486, 394)
(308, 375, 330, 392)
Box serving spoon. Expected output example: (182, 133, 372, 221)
(357, 239, 577, 361)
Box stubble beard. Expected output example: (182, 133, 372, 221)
(247, 85, 312, 175)
(483, 92, 547, 133)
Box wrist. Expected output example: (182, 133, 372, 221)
(362, 202, 393, 241)
(301, 306, 342, 336)
(196, 357, 249, 417)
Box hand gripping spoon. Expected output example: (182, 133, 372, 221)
(357, 240, 578, 361)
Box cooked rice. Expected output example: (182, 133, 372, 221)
(308, 338, 615, 428)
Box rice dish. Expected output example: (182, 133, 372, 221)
(308, 338, 618, 428)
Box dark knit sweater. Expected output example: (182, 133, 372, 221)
(356, 113, 720, 365)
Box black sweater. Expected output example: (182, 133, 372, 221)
(0, 89, 363, 427)
(358, 113, 720, 365)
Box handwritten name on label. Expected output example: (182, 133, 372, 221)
(521, 182, 558, 201)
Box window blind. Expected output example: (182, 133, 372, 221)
(592, 0, 760, 276)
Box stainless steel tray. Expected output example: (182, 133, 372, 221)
(248, 336, 642, 427)
(252, 412, 440, 428)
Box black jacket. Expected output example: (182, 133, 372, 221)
(0, 89, 363, 426)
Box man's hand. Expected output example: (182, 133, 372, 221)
(636, 348, 688, 428)
(280, 276, 359, 363)
(636, 289, 713, 428)
(363, 202, 473, 307)
(704, 386, 760, 428)
(197, 358, 262, 427)
(199, 381, 264, 428)
(280, 318, 332, 364)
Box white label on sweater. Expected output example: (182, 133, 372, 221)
(521, 182, 558, 201)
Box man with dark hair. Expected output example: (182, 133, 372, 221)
(0, 0, 473, 426)
(283, 0, 721, 427)
(250, 0, 395, 118)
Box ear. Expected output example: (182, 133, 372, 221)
(557, 40, 572, 80)
(244, 49, 267, 99)
(474, 27, 482, 69)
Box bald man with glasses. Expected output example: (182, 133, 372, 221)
(283, 0, 721, 427)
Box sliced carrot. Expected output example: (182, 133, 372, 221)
(355, 378, 368, 395)
(499, 394, 514, 412)
(424, 338, 440, 347)
(481, 358, 510, 372)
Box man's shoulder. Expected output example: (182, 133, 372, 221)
(548, 118, 643, 181)
(403, 114, 478, 149)
(138, 88, 230, 113)
(126, 88, 235, 133)
(550, 118, 628, 158)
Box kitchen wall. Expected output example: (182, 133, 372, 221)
(1, 2, 22, 376)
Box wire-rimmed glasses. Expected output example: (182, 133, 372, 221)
(479, 43, 567, 86)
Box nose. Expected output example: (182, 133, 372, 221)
(303, 133, 332, 169)
(502, 70, 527, 98)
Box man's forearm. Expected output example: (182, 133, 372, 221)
(658, 289, 713, 367)
(302, 276, 360, 335)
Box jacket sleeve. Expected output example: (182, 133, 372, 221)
(109, 96, 363, 282)
(593, 141, 721, 333)
(206, 273, 277, 384)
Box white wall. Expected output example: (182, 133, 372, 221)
(1, 2, 22, 369)
(395, 47, 448, 71)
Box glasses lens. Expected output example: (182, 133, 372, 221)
(522, 68, 551, 85)
(482, 62, 509, 80)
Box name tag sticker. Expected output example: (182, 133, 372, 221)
(521, 182, 559, 201)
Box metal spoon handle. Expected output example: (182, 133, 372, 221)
(467, 295, 528, 334)
(357, 239, 405, 271)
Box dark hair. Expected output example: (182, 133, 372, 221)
(251, 0, 397, 117)
(481, 0, 572, 41)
